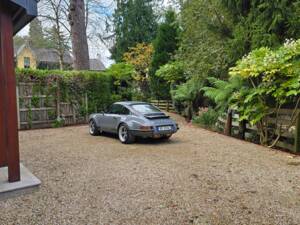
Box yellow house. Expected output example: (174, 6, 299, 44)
(15, 44, 37, 69)
(14, 44, 106, 71)
(14, 44, 73, 70)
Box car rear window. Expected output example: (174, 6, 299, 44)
(131, 104, 161, 114)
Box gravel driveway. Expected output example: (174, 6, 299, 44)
(0, 113, 299, 225)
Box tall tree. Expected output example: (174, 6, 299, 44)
(178, 0, 233, 80)
(69, 0, 90, 70)
(111, 0, 158, 62)
(123, 43, 154, 100)
(45, 26, 70, 70)
(222, 0, 300, 52)
(39, 0, 71, 70)
(29, 18, 49, 48)
(150, 9, 180, 99)
(13, 35, 28, 47)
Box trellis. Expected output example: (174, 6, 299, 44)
(17, 82, 88, 130)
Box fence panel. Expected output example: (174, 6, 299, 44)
(150, 100, 175, 112)
(18, 82, 88, 130)
(218, 109, 299, 153)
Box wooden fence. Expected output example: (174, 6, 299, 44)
(218, 109, 300, 153)
(150, 100, 175, 112)
(17, 82, 88, 130)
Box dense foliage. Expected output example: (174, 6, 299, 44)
(29, 18, 50, 48)
(16, 68, 134, 114)
(230, 39, 300, 145)
(111, 0, 158, 62)
(173, 0, 300, 116)
(103, 63, 135, 100)
(203, 39, 300, 145)
(192, 108, 219, 129)
(123, 43, 154, 100)
(150, 10, 180, 99)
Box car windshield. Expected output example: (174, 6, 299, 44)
(131, 104, 161, 114)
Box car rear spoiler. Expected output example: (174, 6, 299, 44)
(144, 113, 170, 120)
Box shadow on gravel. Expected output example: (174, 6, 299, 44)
(99, 132, 181, 145)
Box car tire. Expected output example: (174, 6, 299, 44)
(161, 134, 172, 140)
(89, 120, 100, 136)
(118, 124, 135, 144)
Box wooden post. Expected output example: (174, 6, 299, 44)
(16, 85, 21, 130)
(167, 100, 170, 112)
(56, 80, 60, 119)
(72, 104, 76, 124)
(238, 120, 247, 140)
(225, 109, 233, 136)
(0, 86, 6, 167)
(85, 93, 88, 121)
(294, 113, 300, 153)
(0, 4, 20, 181)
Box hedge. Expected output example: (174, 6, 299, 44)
(15, 69, 129, 114)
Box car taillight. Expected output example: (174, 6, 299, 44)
(139, 126, 153, 131)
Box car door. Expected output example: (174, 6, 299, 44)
(102, 104, 123, 133)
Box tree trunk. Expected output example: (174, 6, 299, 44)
(58, 53, 64, 70)
(69, 0, 90, 70)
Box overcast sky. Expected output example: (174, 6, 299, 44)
(17, 0, 174, 67)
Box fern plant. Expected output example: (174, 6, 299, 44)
(202, 76, 244, 112)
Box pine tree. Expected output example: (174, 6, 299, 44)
(111, 0, 158, 62)
(14, 35, 28, 47)
(150, 10, 180, 99)
(221, 0, 300, 53)
(29, 18, 49, 48)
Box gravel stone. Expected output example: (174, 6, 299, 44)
(0, 114, 299, 225)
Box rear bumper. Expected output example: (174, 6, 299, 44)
(130, 127, 178, 138)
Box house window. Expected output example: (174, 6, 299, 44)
(24, 57, 30, 68)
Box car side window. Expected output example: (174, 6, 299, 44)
(107, 104, 130, 115)
(120, 106, 130, 115)
(108, 104, 120, 114)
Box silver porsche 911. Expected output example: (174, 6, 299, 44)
(88, 101, 179, 144)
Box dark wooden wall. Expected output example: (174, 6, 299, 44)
(0, 2, 20, 182)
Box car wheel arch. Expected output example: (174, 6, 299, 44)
(90, 117, 101, 128)
(117, 122, 127, 130)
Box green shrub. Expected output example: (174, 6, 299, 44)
(192, 108, 219, 129)
(31, 96, 40, 108)
(52, 117, 65, 128)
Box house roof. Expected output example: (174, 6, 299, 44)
(10, 0, 38, 34)
(34, 48, 73, 64)
(89, 58, 106, 71)
(15, 44, 73, 64)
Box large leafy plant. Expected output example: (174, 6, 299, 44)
(202, 76, 244, 112)
(229, 39, 300, 145)
(155, 61, 186, 85)
(172, 78, 203, 120)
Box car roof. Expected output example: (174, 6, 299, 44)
(114, 101, 149, 106)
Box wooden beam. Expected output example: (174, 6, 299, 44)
(225, 109, 233, 136)
(238, 120, 247, 140)
(0, 53, 6, 167)
(0, 3, 20, 182)
(0, 3, 7, 168)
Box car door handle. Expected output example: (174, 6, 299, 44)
(113, 116, 118, 120)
